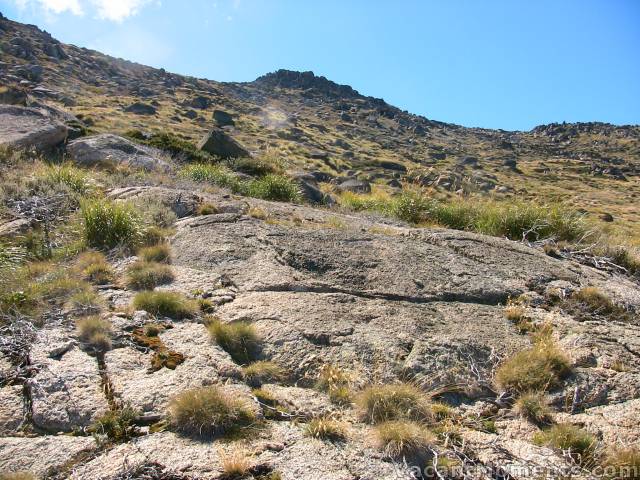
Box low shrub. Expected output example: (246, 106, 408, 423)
(514, 391, 552, 425)
(373, 420, 436, 458)
(126, 261, 174, 290)
(304, 417, 346, 441)
(356, 383, 432, 424)
(76, 316, 112, 351)
(90, 406, 139, 443)
(242, 361, 286, 387)
(133, 291, 197, 319)
(167, 386, 256, 438)
(245, 174, 301, 202)
(495, 338, 571, 393)
(81, 199, 142, 250)
(208, 319, 261, 364)
(533, 423, 597, 465)
(138, 244, 171, 263)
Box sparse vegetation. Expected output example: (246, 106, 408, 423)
(76, 315, 112, 351)
(533, 423, 597, 465)
(242, 361, 286, 387)
(196, 203, 219, 215)
(68, 288, 104, 314)
(495, 336, 571, 394)
(603, 447, 640, 479)
(514, 391, 553, 425)
(81, 199, 142, 250)
(304, 417, 346, 441)
(76, 251, 114, 284)
(126, 261, 174, 290)
(219, 449, 252, 480)
(0, 472, 37, 480)
(245, 174, 301, 202)
(315, 364, 352, 406)
(208, 319, 261, 364)
(127, 130, 215, 163)
(356, 383, 432, 424)
(373, 420, 436, 458)
(133, 291, 197, 319)
(167, 386, 256, 438)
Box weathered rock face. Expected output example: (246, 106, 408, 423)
(0, 105, 68, 150)
(213, 109, 234, 126)
(107, 186, 203, 218)
(66, 134, 170, 171)
(197, 127, 251, 158)
(124, 102, 157, 115)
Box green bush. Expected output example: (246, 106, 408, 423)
(42, 163, 91, 195)
(133, 291, 198, 319)
(208, 319, 261, 364)
(126, 261, 174, 290)
(81, 199, 142, 250)
(167, 386, 256, 438)
(90, 406, 139, 443)
(245, 174, 301, 202)
(229, 156, 283, 177)
(180, 163, 243, 191)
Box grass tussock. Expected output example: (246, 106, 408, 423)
(81, 199, 142, 250)
(373, 420, 436, 458)
(76, 315, 112, 352)
(567, 286, 632, 322)
(126, 261, 174, 290)
(533, 423, 597, 465)
(133, 291, 197, 319)
(603, 447, 640, 479)
(495, 335, 571, 394)
(141, 226, 174, 247)
(304, 417, 346, 441)
(315, 364, 352, 406)
(356, 383, 432, 424)
(514, 391, 553, 425)
(167, 386, 256, 438)
(242, 361, 286, 387)
(138, 244, 171, 263)
(68, 289, 105, 314)
(208, 319, 261, 365)
(76, 251, 114, 285)
(0, 473, 37, 480)
(40, 163, 92, 196)
(219, 449, 252, 480)
(196, 203, 219, 215)
(89, 406, 139, 443)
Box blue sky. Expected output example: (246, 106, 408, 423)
(1, 0, 639, 131)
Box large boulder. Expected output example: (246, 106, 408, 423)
(197, 127, 250, 159)
(0, 105, 68, 150)
(335, 178, 371, 194)
(124, 102, 157, 115)
(213, 109, 234, 126)
(67, 134, 170, 171)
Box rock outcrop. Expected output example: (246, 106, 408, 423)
(0, 105, 68, 150)
(197, 127, 251, 158)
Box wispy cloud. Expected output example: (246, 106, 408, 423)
(10, 0, 157, 22)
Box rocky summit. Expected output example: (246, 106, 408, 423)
(0, 12, 639, 480)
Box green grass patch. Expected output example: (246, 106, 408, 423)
(208, 319, 261, 365)
(133, 291, 197, 319)
(533, 423, 597, 465)
(81, 199, 142, 250)
(126, 261, 174, 290)
(356, 383, 433, 424)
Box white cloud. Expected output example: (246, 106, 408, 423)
(90, 0, 153, 22)
(10, 0, 156, 21)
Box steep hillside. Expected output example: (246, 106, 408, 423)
(1, 13, 639, 236)
(0, 12, 639, 480)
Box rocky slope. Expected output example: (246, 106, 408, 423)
(0, 12, 639, 235)
(0, 11, 639, 480)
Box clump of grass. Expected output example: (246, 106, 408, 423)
(133, 291, 197, 319)
(181, 163, 243, 191)
(81, 199, 142, 250)
(603, 447, 640, 479)
(68, 289, 104, 314)
(76, 251, 114, 285)
(373, 420, 436, 458)
(514, 391, 553, 425)
(229, 154, 283, 177)
(126, 261, 174, 290)
(495, 336, 571, 394)
(505, 304, 525, 322)
(197, 203, 219, 215)
(89, 406, 139, 443)
(567, 286, 632, 322)
(76, 316, 112, 351)
(220, 449, 252, 480)
(138, 244, 171, 263)
(356, 383, 432, 424)
(252, 387, 290, 420)
(304, 417, 346, 441)
(248, 207, 268, 220)
(41, 162, 91, 195)
(141, 226, 174, 246)
(315, 364, 352, 406)
(245, 174, 301, 202)
(242, 361, 286, 387)
(167, 386, 256, 438)
(208, 319, 261, 364)
(128, 131, 215, 163)
(533, 423, 597, 465)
